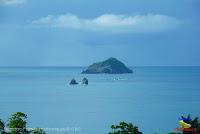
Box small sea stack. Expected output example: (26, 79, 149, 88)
(82, 77, 88, 85)
(69, 78, 78, 85)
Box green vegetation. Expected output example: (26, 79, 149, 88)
(31, 128, 46, 134)
(7, 112, 28, 134)
(1, 112, 200, 134)
(0, 112, 45, 134)
(82, 57, 133, 74)
(168, 132, 182, 134)
(0, 119, 6, 134)
(108, 121, 142, 134)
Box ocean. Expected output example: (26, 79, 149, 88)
(0, 67, 200, 134)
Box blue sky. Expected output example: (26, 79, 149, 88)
(0, 0, 199, 66)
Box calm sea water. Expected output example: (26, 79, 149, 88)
(0, 67, 200, 134)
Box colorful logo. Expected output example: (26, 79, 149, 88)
(179, 115, 192, 129)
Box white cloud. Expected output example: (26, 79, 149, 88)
(0, 0, 26, 5)
(32, 13, 181, 33)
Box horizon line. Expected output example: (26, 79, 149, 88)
(0, 65, 200, 68)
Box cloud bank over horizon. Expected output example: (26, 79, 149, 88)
(0, 0, 26, 5)
(0, 0, 199, 66)
(32, 13, 182, 34)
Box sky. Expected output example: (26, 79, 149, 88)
(0, 0, 200, 66)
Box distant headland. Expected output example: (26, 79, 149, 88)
(82, 57, 133, 74)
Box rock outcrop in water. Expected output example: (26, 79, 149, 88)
(82, 78, 88, 85)
(82, 57, 133, 74)
(69, 78, 78, 85)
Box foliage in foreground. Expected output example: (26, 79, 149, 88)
(31, 128, 46, 134)
(0, 119, 6, 134)
(0, 112, 45, 134)
(108, 121, 142, 134)
(7, 112, 29, 134)
(168, 132, 182, 134)
(2, 112, 200, 134)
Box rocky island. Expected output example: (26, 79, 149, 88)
(82, 57, 133, 74)
(69, 78, 78, 85)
